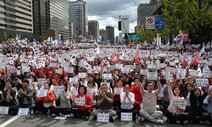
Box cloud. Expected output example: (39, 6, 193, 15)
(87, 0, 150, 36)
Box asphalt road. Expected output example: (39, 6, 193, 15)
(0, 114, 210, 127)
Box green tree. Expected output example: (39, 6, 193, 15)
(3, 31, 8, 42)
(160, 0, 212, 44)
(37, 35, 44, 42)
(137, 27, 170, 43)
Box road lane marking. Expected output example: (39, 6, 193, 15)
(0, 115, 20, 127)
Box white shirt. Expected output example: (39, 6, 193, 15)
(186, 92, 191, 106)
(70, 86, 78, 101)
(120, 92, 135, 110)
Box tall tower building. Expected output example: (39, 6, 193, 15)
(0, 0, 33, 39)
(99, 29, 108, 41)
(33, 0, 50, 36)
(33, 0, 69, 40)
(88, 20, 99, 40)
(106, 26, 114, 44)
(68, 0, 88, 40)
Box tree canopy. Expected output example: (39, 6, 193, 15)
(160, 0, 212, 44)
(137, 0, 212, 44)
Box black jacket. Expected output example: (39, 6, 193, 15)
(189, 90, 207, 116)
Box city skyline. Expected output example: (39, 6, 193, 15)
(87, 0, 150, 36)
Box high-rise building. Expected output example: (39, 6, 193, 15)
(99, 29, 108, 41)
(0, 0, 33, 39)
(137, 0, 160, 29)
(33, 0, 69, 40)
(33, 0, 50, 36)
(106, 26, 114, 44)
(88, 20, 99, 40)
(68, 0, 88, 40)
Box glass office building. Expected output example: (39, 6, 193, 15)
(33, 0, 69, 40)
(68, 0, 88, 39)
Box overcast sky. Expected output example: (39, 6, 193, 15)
(86, 0, 150, 37)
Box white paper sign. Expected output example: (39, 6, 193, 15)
(49, 62, 60, 68)
(189, 69, 197, 76)
(37, 89, 47, 97)
(64, 67, 74, 73)
(87, 68, 93, 73)
(37, 78, 46, 86)
(69, 77, 78, 84)
(103, 73, 112, 80)
(114, 88, 124, 94)
(97, 113, 110, 123)
(173, 98, 185, 107)
(202, 71, 212, 78)
(0, 107, 9, 115)
(165, 72, 173, 80)
(147, 72, 157, 80)
(75, 98, 85, 106)
(140, 69, 148, 75)
(115, 64, 123, 70)
(170, 62, 175, 66)
(196, 78, 208, 87)
(121, 112, 133, 121)
(87, 57, 94, 62)
(93, 66, 101, 72)
(0, 63, 6, 69)
(55, 69, 63, 74)
(121, 67, 129, 73)
(53, 86, 64, 94)
(78, 72, 86, 78)
(18, 108, 29, 116)
(22, 66, 30, 74)
(125, 65, 136, 70)
(177, 68, 186, 79)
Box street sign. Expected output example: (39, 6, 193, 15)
(145, 16, 155, 29)
(145, 16, 164, 29)
(155, 16, 164, 29)
(128, 33, 141, 41)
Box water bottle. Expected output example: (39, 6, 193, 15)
(47, 109, 51, 118)
(31, 110, 34, 118)
(135, 114, 138, 123)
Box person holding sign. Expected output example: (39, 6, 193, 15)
(35, 83, 55, 114)
(118, 84, 135, 120)
(139, 76, 163, 124)
(189, 87, 212, 124)
(51, 84, 71, 116)
(70, 81, 80, 102)
(113, 79, 124, 110)
(17, 79, 35, 114)
(0, 82, 17, 114)
(87, 81, 97, 102)
(72, 85, 92, 120)
(30, 75, 38, 91)
(165, 79, 188, 125)
(93, 84, 116, 122)
(130, 78, 142, 111)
